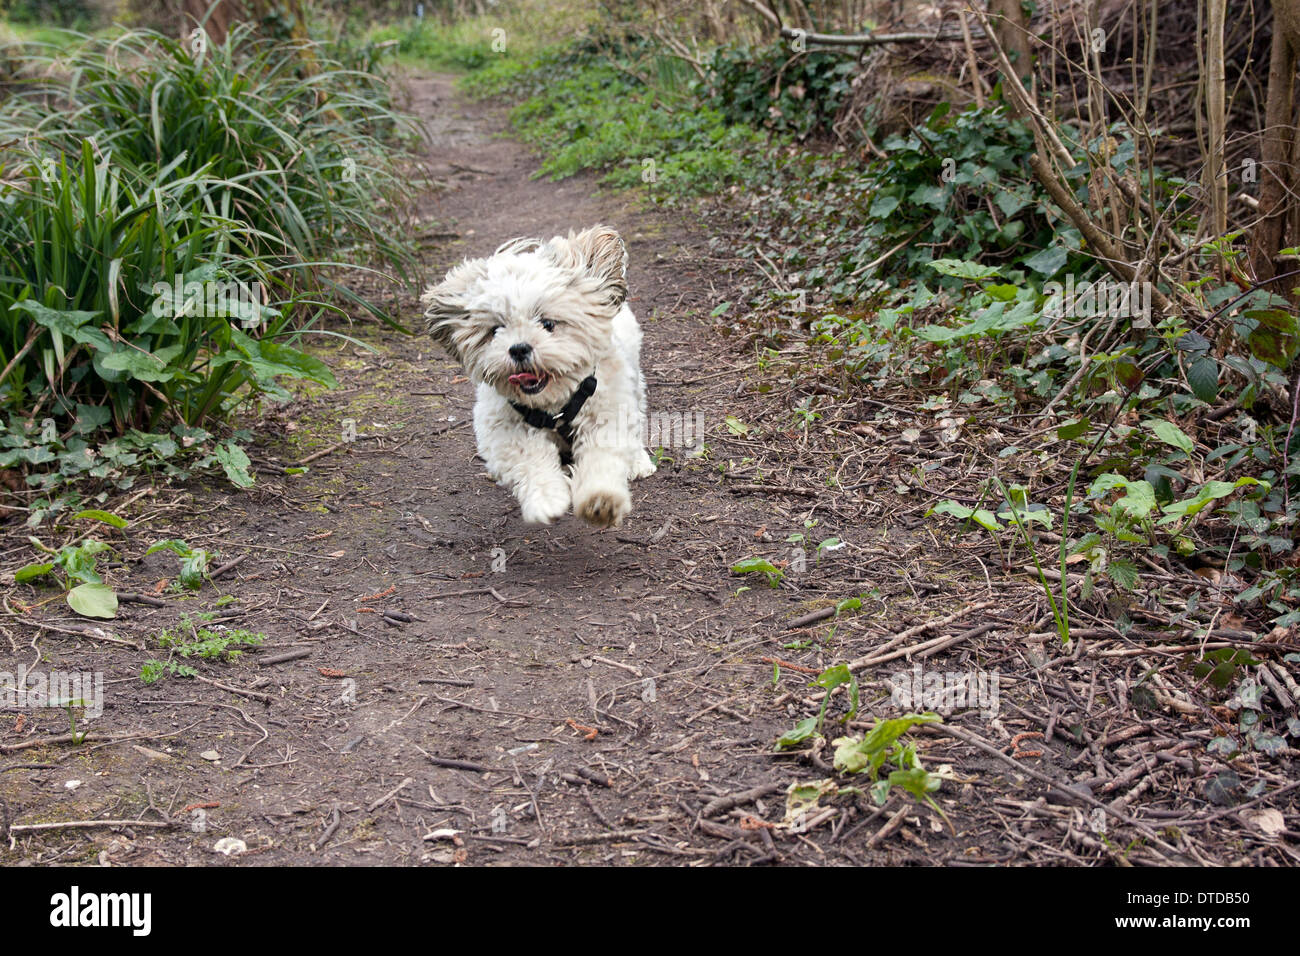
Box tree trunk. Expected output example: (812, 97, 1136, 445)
(988, 0, 1032, 85)
(1251, 0, 1300, 288)
(182, 0, 310, 46)
(1205, 0, 1228, 276)
(183, 0, 237, 44)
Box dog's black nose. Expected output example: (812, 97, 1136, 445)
(509, 343, 532, 362)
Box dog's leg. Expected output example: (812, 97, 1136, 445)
(570, 389, 642, 528)
(628, 363, 657, 480)
(571, 444, 632, 528)
(474, 388, 570, 524)
(612, 306, 657, 481)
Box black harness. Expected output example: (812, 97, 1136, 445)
(510, 375, 597, 466)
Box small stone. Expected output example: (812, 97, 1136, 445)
(64, 780, 82, 791)
(132, 745, 172, 762)
(200, 750, 221, 762)
(213, 837, 246, 856)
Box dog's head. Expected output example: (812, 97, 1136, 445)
(422, 224, 627, 408)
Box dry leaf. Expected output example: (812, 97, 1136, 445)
(1244, 808, 1285, 837)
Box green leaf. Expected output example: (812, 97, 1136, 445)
(255, 338, 338, 389)
(812, 664, 859, 723)
(927, 258, 1002, 281)
(869, 194, 900, 218)
(212, 327, 337, 391)
(1253, 734, 1287, 756)
(731, 557, 783, 587)
(928, 500, 1002, 531)
(1186, 355, 1219, 402)
(1191, 648, 1261, 688)
(10, 300, 101, 337)
(215, 442, 254, 488)
(1056, 418, 1091, 441)
(73, 509, 128, 529)
(723, 416, 749, 436)
(994, 190, 1029, 218)
(1144, 419, 1194, 455)
(70, 404, 112, 435)
(1108, 558, 1139, 590)
(887, 766, 942, 798)
(66, 583, 118, 619)
(1158, 478, 1268, 525)
(145, 538, 191, 558)
(57, 540, 111, 584)
(179, 551, 210, 590)
(98, 347, 176, 383)
(1244, 309, 1300, 367)
(1113, 479, 1156, 519)
(776, 717, 818, 750)
(15, 562, 55, 583)
(832, 713, 943, 776)
(833, 735, 876, 775)
(1023, 245, 1068, 277)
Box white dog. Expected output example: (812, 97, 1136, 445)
(422, 225, 656, 527)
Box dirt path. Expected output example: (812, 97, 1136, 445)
(5, 73, 1292, 868)
(3, 72, 854, 867)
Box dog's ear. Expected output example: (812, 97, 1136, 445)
(421, 262, 483, 364)
(545, 225, 628, 310)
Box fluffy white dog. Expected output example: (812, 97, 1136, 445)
(422, 225, 655, 527)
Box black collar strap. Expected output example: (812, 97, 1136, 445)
(510, 375, 597, 458)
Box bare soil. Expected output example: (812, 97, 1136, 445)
(2, 73, 1296, 867)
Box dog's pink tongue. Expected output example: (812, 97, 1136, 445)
(509, 372, 539, 386)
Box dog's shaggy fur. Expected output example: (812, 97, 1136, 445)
(422, 225, 655, 527)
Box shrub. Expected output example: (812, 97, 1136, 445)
(18, 24, 420, 296)
(0, 140, 334, 434)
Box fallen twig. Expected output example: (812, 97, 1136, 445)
(728, 483, 818, 498)
(367, 777, 414, 813)
(848, 601, 995, 672)
(209, 554, 248, 579)
(700, 782, 783, 818)
(260, 648, 313, 666)
(9, 818, 179, 833)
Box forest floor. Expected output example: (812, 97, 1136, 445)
(2, 72, 1296, 867)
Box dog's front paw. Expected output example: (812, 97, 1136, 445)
(518, 482, 571, 525)
(630, 450, 657, 480)
(575, 486, 632, 528)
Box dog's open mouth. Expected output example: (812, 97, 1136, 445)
(508, 371, 549, 395)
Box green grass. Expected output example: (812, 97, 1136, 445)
(0, 20, 91, 46)
(367, 4, 593, 74)
(0, 22, 421, 503)
(464, 46, 769, 196)
(0, 138, 334, 433)
(369, 17, 501, 72)
(21, 24, 419, 292)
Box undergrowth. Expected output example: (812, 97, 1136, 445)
(0, 22, 420, 521)
(458, 33, 1300, 637)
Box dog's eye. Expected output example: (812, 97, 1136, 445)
(538, 317, 556, 333)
